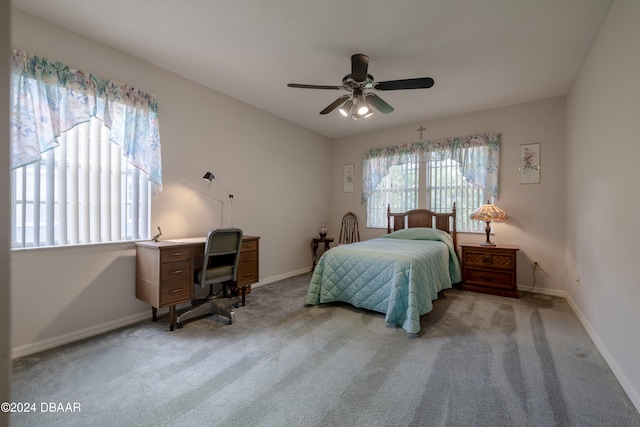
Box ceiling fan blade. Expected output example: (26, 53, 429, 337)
(374, 77, 435, 91)
(288, 83, 343, 90)
(351, 54, 369, 82)
(366, 94, 394, 114)
(319, 95, 350, 115)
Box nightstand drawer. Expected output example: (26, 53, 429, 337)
(464, 268, 514, 289)
(463, 250, 515, 269)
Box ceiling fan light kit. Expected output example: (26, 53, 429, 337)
(288, 54, 434, 120)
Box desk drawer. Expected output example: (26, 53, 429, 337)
(238, 268, 258, 286)
(237, 252, 258, 286)
(160, 280, 191, 305)
(160, 247, 191, 262)
(160, 260, 191, 283)
(239, 251, 258, 268)
(241, 240, 258, 251)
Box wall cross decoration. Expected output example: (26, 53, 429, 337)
(417, 125, 426, 141)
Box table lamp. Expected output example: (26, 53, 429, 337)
(470, 201, 508, 246)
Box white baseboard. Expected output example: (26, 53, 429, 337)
(11, 312, 151, 359)
(11, 268, 313, 359)
(517, 284, 566, 298)
(563, 294, 640, 413)
(252, 267, 311, 288)
(513, 285, 639, 412)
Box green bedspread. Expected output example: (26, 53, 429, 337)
(305, 228, 461, 334)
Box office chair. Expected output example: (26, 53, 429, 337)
(176, 228, 243, 327)
(338, 212, 360, 245)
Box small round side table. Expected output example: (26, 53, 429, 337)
(311, 237, 334, 271)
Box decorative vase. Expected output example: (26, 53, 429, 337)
(318, 223, 328, 239)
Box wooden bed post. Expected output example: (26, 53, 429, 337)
(452, 202, 457, 250)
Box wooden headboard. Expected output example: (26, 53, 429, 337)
(387, 203, 457, 249)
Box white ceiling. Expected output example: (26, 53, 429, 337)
(12, 0, 613, 139)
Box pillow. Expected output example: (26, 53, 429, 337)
(381, 227, 452, 244)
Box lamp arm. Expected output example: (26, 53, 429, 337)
(212, 179, 234, 227)
(214, 180, 234, 200)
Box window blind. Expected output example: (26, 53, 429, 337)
(11, 117, 150, 248)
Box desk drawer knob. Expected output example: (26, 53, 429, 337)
(169, 252, 184, 257)
(169, 269, 184, 275)
(243, 273, 252, 277)
(243, 257, 254, 262)
(483, 256, 493, 265)
(169, 288, 184, 293)
(480, 274, 497, 282)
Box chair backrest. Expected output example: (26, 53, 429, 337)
(197, 228, 243, 287)
(338, 212, 360, 244)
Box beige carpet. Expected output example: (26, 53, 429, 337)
(11, 273, 640, 426)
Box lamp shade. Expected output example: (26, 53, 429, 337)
(470, 201, 508, 246)
(339, 100, 353, 117)
(470, 202, 509, 222)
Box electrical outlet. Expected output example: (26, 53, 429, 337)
(532, 261, 540, 270)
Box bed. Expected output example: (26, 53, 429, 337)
(305, 205, 461, 334)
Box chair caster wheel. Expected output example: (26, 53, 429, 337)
(228, 319, 233, 325)
(176, 322, 183, 329)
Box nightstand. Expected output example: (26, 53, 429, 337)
(460, 244, 519, 298)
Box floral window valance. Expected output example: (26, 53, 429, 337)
(362, 132, 500, 203)
(9, 49, 162, 187)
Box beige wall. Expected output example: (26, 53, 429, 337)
(330, 97, 567, 294)
(2, 0, 11, 421)
(566, 0, 640, 410)
(10, 9, 332, 355)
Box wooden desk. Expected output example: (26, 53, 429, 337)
(135, 235, 259, 330)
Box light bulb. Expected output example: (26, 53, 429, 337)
(339, 100, 353, 117)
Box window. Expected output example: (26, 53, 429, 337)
(11, 118, 151, 248)
(427, 155, 488, 232)
(363, 133, 500, 231)
(9, 49, 162, 248)
(367, 158, 419, 228)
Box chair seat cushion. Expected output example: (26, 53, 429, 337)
(196, 265, 234, 284)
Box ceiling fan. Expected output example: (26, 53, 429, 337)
(287, 54, 434, 120)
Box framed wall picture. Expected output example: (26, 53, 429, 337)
(343, 163, 354, 192)
(520, 143, 541, 184)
